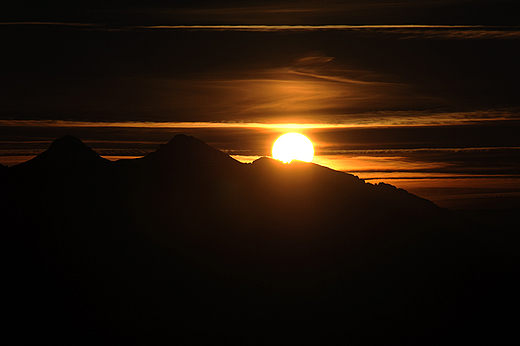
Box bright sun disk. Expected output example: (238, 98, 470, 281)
(272, 133, 314, 163)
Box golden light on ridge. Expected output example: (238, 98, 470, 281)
(272, 133, 314, 163)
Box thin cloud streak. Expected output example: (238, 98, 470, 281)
(0, 119, 355, 129)
(2, 23, 480, 29)
(141, 25, 520, 39)
(3, 22, 520, 39)
(286, 69, 397, 86)
(324, 147, 520, 154)
(142, 24, 482, 30)
(1, 112, 519, 131)
(394, 28, 520, 40)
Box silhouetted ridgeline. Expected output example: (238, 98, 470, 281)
(2, 135, 518, 343)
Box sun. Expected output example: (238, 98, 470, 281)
(272, 133, 314, 163)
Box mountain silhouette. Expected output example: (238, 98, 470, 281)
(146, 133, 240, 168)
(11, 135, 108, 172)
(2, 135, 518, 343)
(0, 163, 7, 178)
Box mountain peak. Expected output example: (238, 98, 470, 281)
(48, 135, 92, 153)
(13, 135, 107, 171)
(44, 135, 105, 162)
(146, 134, 240, 169)
(166, 133, 197, 145)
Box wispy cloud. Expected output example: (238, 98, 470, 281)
(140, 25, 520, 40)
(392, 28, 520, 40)
(1, 109, 517, 130)
(286, 54, 397, 86)
(314, 146, 520, 176)
(141, 24, 479, 31)
(3, 22, 520, 39)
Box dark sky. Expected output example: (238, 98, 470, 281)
(2, 25, 519, 122)
(2, 1, 519, 120)
(4, 0, 520, 25)
(2, 0, 519, 132)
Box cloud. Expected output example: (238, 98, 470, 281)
(314, 146, 520, 176)
(149, 53, 439, 121)
(391, 27, 520, 40)
(286, 53, 396, 86)
(1, 109, 518, 130)
(4, 22, 520, 40)
(133, 25, 520, 40)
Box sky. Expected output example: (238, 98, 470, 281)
(1, 0, 520, 209)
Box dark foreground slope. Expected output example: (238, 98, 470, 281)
(2, 135, 518, 343)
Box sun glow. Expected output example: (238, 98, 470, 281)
(272, 133, 314, 163)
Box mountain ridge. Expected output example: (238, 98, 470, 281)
(8, 134, 435, 207)
(2, 134, 518, 343)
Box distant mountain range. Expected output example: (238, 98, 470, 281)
(2, 135, 518, 343)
